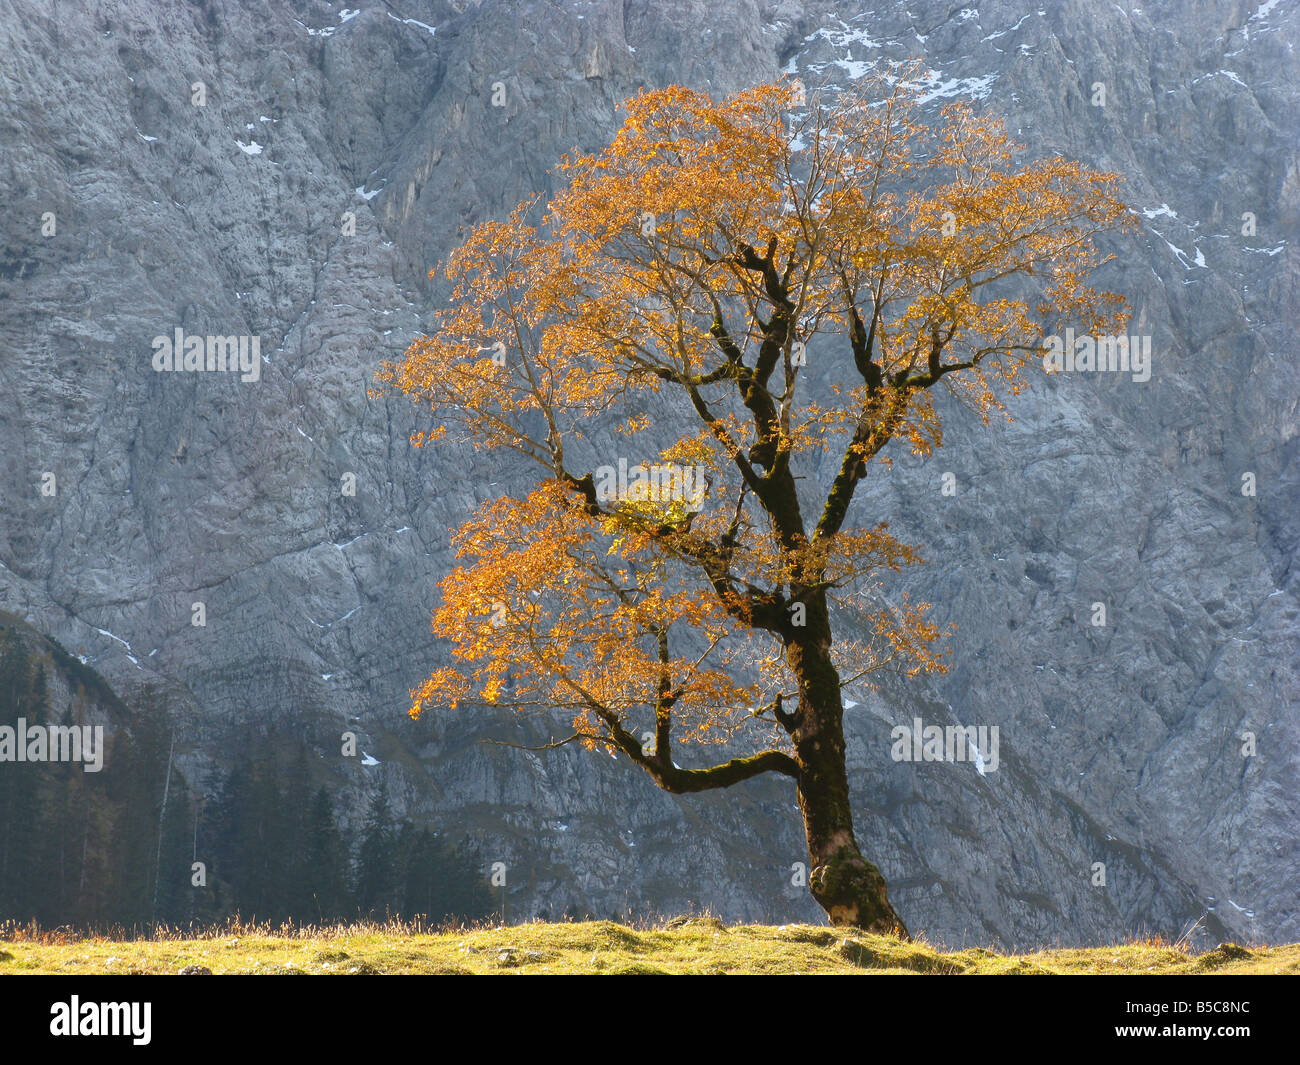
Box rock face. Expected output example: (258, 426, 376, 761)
(0, 0, 1295, 946)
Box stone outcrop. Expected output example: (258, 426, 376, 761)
(1, 0, 1295, 945)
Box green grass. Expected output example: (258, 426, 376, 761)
(1, 917, 1296, 974)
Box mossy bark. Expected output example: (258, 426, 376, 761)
(789, 594, 909, 939)
(795, 723, 908, 938)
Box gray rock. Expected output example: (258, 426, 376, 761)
(0, 0, 1294, 947)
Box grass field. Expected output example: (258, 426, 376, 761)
(1, 918, 1295, 974)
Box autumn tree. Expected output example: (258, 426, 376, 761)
(379, 73, 1130, 935)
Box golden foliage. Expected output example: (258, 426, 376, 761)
(378, 72, 1131, 773)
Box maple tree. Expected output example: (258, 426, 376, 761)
(378, 72, 1131, 935)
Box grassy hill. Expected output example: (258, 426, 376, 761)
(1, 918, 1295, 975)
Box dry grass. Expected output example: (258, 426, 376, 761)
(1, 916, 1296, 974)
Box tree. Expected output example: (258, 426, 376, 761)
(354, 788, 398, 917)
(398, 827, 494, 925)
(378, 74, 1131, 934)
(279, 745, 321, 921)
(211, 749, 294, 921)
(0, 634, 43, 921)
(303, 786, 350, 922)
(110, 687, 194, 928)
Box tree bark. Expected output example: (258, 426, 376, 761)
(795, 717, 909, 938)
(790, 598, 910, 938)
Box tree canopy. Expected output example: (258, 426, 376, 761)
(380, 73, 1131, 931)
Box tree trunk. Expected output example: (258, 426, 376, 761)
(795, 718, 909, 938)
(789, 598, 909, 938)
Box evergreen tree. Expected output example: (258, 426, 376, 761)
(153, 776, 194, 924)
(280, 744, 318, 922)
(106, 688, 175, 928)
(0, 634, 44, 921)
(210, 758, 256, 917)
(398, 826, 494, 925)
(36, 706, 80, 925)
(441, 834, 495, 924)
(354, 788, 397, 918)
(303, 786, 350, 922)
